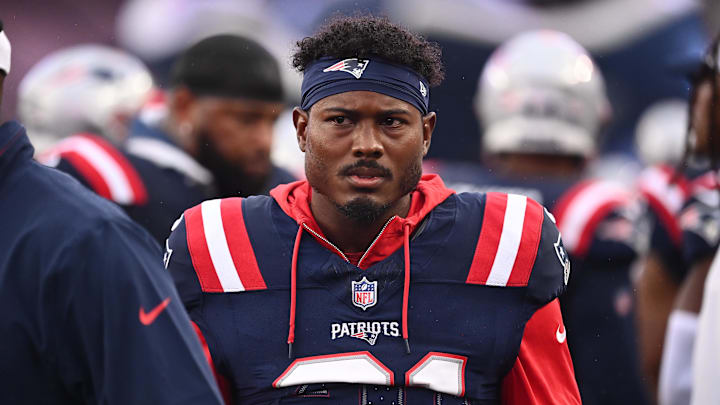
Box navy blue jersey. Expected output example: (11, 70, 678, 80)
(40, 117, 296, 245)
(637, 165, 694, 282)
(679, 171, 720, 268)
(0, 121, 223, 404)
(430, 159, 648, 405)
(165, 176, 581, 404)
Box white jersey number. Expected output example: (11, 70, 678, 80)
(274, 351, 467, 397)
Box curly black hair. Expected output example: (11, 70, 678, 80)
(292, 15, 444, 87)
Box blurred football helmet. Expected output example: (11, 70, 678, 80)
(634, 99, 688, 167)
(18, 44, 153, 152)
(476, 30, 610, 158)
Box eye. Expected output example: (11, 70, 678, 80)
(382, 117, 404, 128)
(329, 116, 347, 125)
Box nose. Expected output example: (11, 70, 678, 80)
(351, 122, 383, 159)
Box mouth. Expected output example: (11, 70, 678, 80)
(344, 167, 388, 189)
(347, 174, 385, 188)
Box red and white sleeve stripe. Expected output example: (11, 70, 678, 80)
(38, 133, 147, 205)
(637, 166, 689, 245)
(554, 180, 632, 257)
(691, 171, 718, 192)
(466, 193, 544, 287)
(185, 198, 267, 293)
(689, 171, 720, 207)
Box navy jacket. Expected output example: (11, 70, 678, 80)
(0, 121, 223, 404)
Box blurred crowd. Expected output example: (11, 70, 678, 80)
(2, 0, 720, 404)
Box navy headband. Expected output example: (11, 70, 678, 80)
(300, 57, 430, 115)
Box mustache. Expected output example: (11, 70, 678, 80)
(338, 160, 393, 179)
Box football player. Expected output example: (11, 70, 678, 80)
(0, 21, 223, 404)
(428, 30, 649, 405)
(41, 35, 296, 245)
(165, 16, 581, 404)
(690, 38, 720, 404)
(633, 99, 695, 400)
(657, 34, 720, 405)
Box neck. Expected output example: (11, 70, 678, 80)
(487, 153, 585, 178)
(310, 190, 412, 253)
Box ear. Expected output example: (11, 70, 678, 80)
(293, 107, 310, 152)
(168, 86, 196, 122)
(166, 87, 200, 152)
(421, 112, 436, 156)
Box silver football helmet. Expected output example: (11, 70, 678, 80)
(476, 30, 610, 158)
(18, 44, 153, 152)
(634, 99, 688, 167)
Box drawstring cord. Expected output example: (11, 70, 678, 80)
(287, 221, 413, 357)
(288, 225, 304, 359)
(402, 223, 412, 354)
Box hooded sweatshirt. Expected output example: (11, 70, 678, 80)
(166, 174, 581, 404)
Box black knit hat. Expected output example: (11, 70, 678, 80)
(169, 34, 283, 102)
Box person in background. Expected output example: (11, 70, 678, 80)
(692, 60, 720, 399)
(42, 34, 296, 245)
(657, 33, 720, 405)
(429, 30, 649, 405)
(0, 21, 223, 405)
(633, 99, 698, 401)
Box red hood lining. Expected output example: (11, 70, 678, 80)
(269, 174, 455, 269)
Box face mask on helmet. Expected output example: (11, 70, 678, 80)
(18, 44, 153, 152)
(475, 29, 610, 159)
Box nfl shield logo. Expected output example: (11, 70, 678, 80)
(352, 276, 377, 310)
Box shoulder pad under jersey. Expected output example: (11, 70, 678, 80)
(38, 133, 147, 205)
(179, 197, 268, 294)
(464, 192, 568, 304)
(553, 178, 634, 257)
(637, 165, 691, 246)
(680, 177, 720, 266)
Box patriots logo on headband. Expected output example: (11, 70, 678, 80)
(323, 58, 370, 79)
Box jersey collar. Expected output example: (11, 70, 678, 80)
(270, 174, 455, 269)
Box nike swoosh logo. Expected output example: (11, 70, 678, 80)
(556, 324, 567, 344)
(139, 297, 171, 325)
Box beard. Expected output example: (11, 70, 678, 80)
(334, 197, 392, 225)
(195, 133, 268, 198)
(331, 158, 423, 225)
